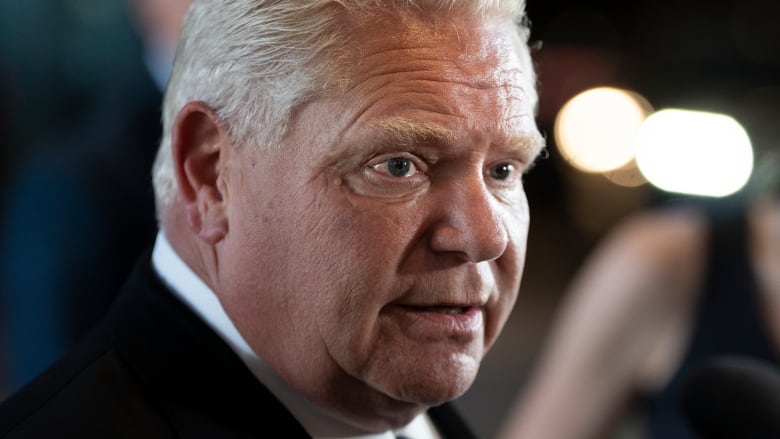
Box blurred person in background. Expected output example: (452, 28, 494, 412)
(497, 147, 780, 439)
(0, 0, 190, 397)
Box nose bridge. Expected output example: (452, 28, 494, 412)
(431, 173, 508, 262)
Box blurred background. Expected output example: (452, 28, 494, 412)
(458, 0, 780, 438)
(0, 0, 778, 438)
(0, 0, 151, 176)
(0, 0, 183, 403)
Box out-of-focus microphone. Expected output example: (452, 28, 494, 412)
(681, 354, 780, 438)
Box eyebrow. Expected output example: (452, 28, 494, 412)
(371, 116, 547, 157)
(510, 125, 547, 157)
(372, 117, 456, 147)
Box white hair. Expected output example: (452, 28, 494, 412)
(151, 0, 534, 211)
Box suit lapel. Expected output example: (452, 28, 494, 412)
(106, 251, 310, 438)
(429, 403, 479, 439)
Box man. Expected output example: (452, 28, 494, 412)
(0, 0, 544, 437)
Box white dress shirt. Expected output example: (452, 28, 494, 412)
(151, 231, 440, 439)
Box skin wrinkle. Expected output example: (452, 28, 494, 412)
(371, 116, 542, 166)
(329, 113, 534, 271)
(344, 15, 521, 87)
(356, 54, 502, 90)
(331, 27, 536, 145)
(348, 84, 519, 139)
(341, 43, 537, 145)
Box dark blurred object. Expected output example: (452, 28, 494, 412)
(682, 355, 780, 438)
(0, 0, 147, 171)
(642, 195, 780, 438)
(0, 0, 189, 397)
(0, 71, 161, 392)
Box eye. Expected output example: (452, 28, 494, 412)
(488, 162, 519, 182)
(372, 156, 421, 178)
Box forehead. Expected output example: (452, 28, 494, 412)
(343, 10, 532, 89)
(290, 10, 542, 156)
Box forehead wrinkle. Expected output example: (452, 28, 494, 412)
(352, 40, 526, 91)
(370, 116, 545, 161)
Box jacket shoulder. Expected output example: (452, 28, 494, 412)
(0, 329, 173, 438)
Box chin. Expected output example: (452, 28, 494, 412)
(386, 356, 480, 406)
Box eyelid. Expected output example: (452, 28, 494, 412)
(367, 152, 429, 176)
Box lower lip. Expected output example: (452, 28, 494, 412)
(386, 306, 484, 342)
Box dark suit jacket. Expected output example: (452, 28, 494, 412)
(0, 250, 478, 439)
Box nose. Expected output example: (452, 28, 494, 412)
(429, 179, 510, 263)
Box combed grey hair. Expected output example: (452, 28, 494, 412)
(151, 0, 534, 210)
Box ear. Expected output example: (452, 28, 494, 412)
(171, 101, 230, 244)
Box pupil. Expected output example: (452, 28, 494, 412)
(388, 158, 411, 177)
(491, 164, 511, 180)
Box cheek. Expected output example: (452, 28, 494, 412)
(281, 195, 397, 308)
(296, 196, 421, 329)
(313, 188, 422, 268)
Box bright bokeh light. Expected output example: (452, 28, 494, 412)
(635, 109, 754, 197)
(555, 87, 653, 173)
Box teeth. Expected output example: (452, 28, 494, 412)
(428, 307, 465, 314)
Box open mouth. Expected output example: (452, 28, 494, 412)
(402, 305, 472, 315)
(391, 304, 484, 337)
(425, 306, 469, 315)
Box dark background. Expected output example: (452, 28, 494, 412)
(0, 1, 778, 438)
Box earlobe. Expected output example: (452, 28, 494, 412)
(172, 101, 230, 244)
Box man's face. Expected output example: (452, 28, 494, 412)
(216, 10, 543, 429)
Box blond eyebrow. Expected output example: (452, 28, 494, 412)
(373, 116, 547, 158)
(371, 117, 455, 146)
(510, 129, 547, 157)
